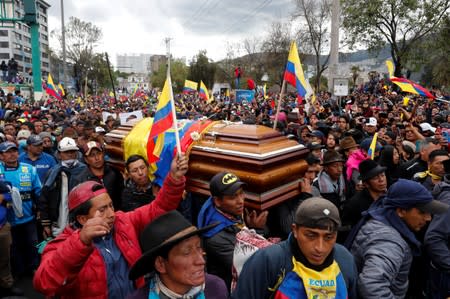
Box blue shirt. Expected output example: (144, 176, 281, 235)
(19, 152, 57, 184)
(0, 162, 41, 226)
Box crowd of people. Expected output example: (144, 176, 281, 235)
(0, 73, 449, 298)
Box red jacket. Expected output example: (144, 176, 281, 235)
(33, 174, 186, 299)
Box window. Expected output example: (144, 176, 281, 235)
(23, 36, 31, 43)
(13, 54, 22, 61)
(24, 56, 31, 63)
(42, 62, 49, 68)
(0, 30, 8, 37)
(24, 46, 31, 53)
(0, 42, 9, 48)
(15, 23, 22, 30)
(41, 52, 48, 59)
(0, 53, 9, 59)
(14, 32, 22, 40)
(14, 43, 21, 50)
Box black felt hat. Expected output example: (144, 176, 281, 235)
(128, 211, 218, 280)
(359, 159, 387, 181)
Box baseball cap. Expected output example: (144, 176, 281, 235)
(366, 117, 377, 127)
(307, 130, 325, 139)
(83, 141, 103, 156)
(295, 197, 341, 229)
(209, 172, 246, 197)
(0, 141, 18, 152)
(17, 129, 31, 140)
(95, 126, 106, 134)
(58, 137, 79, 152)
(27, 135, 43, 146)
(68, 181, 108, 211)
(39, 132, 52, 140)
(419, 122, 436, 134)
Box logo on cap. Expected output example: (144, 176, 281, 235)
(323, 209, 330, 216)
(222, 173, 238, 185)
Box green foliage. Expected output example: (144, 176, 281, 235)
(151, 59, 188, 92)
(341, 0, 450, 77)
(420, 15, 450, 88)
(51, 17, 103, 92)
(188, 50, 216, 88)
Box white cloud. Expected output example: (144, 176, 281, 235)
(46, 0, 296, 65)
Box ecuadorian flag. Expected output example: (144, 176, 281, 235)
(183, 80, 198, 94)
(147, 78, 174, 163)
(45, 74, 62, 101)
(368, 133, 378, 160)
(199, 80, 210, 102)
(284, 41, 308, 103)
(385, 60, 435, 99)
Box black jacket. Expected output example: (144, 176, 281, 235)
(72, 164, 124, 210)
(399, 157, 427, 180)
(121, 179, 155, 212)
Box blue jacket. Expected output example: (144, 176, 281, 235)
(0, 162, 42, 226)
(0, 180, 12, 227)
(232, 237, 358, 299)
(19, 152, 57, 184)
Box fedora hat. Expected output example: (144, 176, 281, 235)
(339, 136, 358, 150)
(359, 159, 387, 181)
(321, 150, 345, 166)
(128, 211, 217, 280)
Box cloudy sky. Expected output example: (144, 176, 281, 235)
(46, 0, 296, 66)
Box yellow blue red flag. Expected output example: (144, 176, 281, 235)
(385, 60, 435, 99)
(368, 133, 378, 160)
(183, 80, 198, 94)
(199, 81, 210, 102)
(147, 78, 174, 163)
(45, 74, 62, 101)
(57, 83, 65, 96)
(284, 41, 308, 103)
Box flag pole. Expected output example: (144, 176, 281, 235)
(273, 80, 286, 130)
(165, 37, 182, 156)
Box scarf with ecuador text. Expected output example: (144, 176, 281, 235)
(274, 250, 347, 299)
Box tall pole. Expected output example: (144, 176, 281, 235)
(164, 37, 181, 155)
(60, 0, 67, 89)
(105, 52, 117, 103)
(328, 0, 340, 94)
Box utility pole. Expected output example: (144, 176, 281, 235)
(164, 37, 172, 78)
(328, 0, 340, 94)
(105, 52, 117, 103)
(60, 0, 67, 89)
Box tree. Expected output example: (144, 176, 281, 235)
(420, 15, 450, 88)
(188, 50, 217, 88)
(261, 21, 292, 85)
(293, 0, 331, 92)
(151, 59, 188, 92)
(341, 0, 450, 77)
(52, 17, 103, 92)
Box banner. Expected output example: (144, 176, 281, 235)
(235, 89, 255, 103)
(119, 110, 143, 125)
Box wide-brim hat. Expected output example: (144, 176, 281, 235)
(340, 136, 358, 150)
(129, 211, 218, 280)
(321, 150, 345, 166)
(359, 159, 387, 181)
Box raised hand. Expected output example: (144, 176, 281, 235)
(245, 209, 268, 229)
(79, 210, 110, 245)
(170, 152, 189, 181)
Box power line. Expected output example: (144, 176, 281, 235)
(221, 0, 273, 35)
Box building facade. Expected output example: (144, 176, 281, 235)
(116, 53, 152, 74)
(0, 0, 50, 83)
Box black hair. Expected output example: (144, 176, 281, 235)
(296, 218, 339, 232)
(125, 154, 148, 171)
(429, 149, 449, 163)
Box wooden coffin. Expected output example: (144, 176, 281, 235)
(104, 120, 309, 211)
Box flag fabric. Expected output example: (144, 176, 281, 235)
(146, 78, 174, 163)
(183, 80, 198, 94)
(368, 133, 378, 160)
(403, 97, 410, 106)
(57, 83, 65, 96)
(199, 81, 210, 102)
(390, 77, 435, 98)
(263, 84, 268, 99)
(386, 60, 395, 78)
(109, 91, 114, 97)
(284, 41, 308, 103)
(385, 60, 435, 99)
(45, 74, 62, 101)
